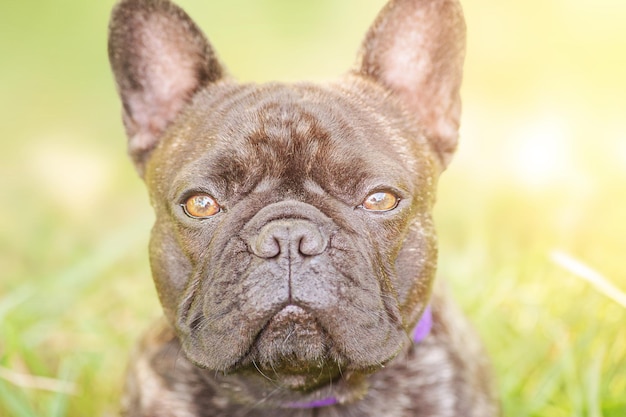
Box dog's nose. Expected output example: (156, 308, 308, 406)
(249, 220, 327, 259)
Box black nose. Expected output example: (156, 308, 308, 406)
(249, 220, 328, 259)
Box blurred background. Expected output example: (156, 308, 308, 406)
(1, 0, 625, 416)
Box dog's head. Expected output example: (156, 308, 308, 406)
(109, 0, 465, 391)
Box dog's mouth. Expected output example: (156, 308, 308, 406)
(253, 305, 329, 363)
(236, 305, 344, 390)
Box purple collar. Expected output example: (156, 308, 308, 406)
(284, 306, 433, 410)
(411, 304, 433, 343)
(286, 397, 339, 409)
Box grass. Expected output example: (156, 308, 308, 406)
(436, 179, 626, 417)
(1, 0, 625, 416)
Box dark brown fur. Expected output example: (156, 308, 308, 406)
(108, 0, 499, 415)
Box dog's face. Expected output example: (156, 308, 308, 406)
(109, 0, 465, 391)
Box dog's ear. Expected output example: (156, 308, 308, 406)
(356, 0, 466, 168)
(108, 0, 224, 176)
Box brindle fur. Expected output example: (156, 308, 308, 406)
(108, 0, 499, 415)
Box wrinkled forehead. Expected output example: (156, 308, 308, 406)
(149, 81, 431, 197)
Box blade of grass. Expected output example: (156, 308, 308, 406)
(0, 366, 76, 394)
(48, 359, 76, 417)
(586, 347, 605, 417)
(551, 251, 626, 308)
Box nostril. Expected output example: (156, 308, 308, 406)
(252, 228, 282, 259)
(298, 231, 326, 256)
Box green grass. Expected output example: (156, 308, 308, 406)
(436, 178, 626, 417)
(1, 0, 625, 416)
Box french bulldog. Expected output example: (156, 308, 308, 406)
(108, 0, 499, 415)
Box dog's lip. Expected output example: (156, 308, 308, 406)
(253, 303, 327, 348)
(268, 304, 315, 322)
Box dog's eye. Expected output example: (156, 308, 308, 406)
(182, 194, 221, 219)
(361, 192, 400, 212)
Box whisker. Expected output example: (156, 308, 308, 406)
(252, 359, 278, 383)
(239, 385, 284, 416)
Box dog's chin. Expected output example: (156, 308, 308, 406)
(255, 306, 345, 388)
(236, 305, 342, 391)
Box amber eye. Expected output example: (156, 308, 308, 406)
(361, 191, 400, 212)
(182, 194, 221, 219)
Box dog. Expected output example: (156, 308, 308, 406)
(108, 0, 498, 415)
